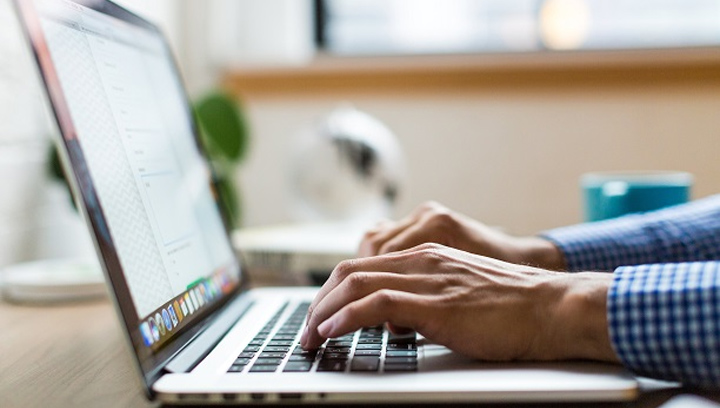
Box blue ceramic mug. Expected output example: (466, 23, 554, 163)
(581, 171, 693, 222)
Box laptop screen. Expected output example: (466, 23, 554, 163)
(16, 0, 244, 383)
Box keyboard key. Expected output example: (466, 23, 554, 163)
(228, 364, 246, 373)
(283, 362, 313, 372)
(325, 347, 351, 354)
(250, 365, 278, 373)
(384, 363, 417, 372)
(233, 357, 252, 366)
(357, 338, 382, 344)
(355, 343, 382, 350)
(288, 354, 316, 362)
(351, 357, 380, 372)
(237, 352, 256, 358)
(259, 352, 286, 358)
(254, 358, 283, 366)
(263, 346, 290, 352)
(243, 345, 261, 352)
(387, 343, 416, 350)
(320, 352, 349, 361)
(317, 361, 347, 372)
(268, 340, 294, 346)
(358, 334, 382, 340)
(272, 334, 297, 340)
(292, 346, 316, 355)
(384, 357, 417, 365)
(353, 350, 381, 357)
(326, 341, 353, 347)
(331, 335, 355, 341)
(385, 350, 417, 358)
(247, 339, 265, 346)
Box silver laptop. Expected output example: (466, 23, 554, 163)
(15, 0, 638, 404)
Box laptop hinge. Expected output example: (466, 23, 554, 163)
(164, 294, 255, 373)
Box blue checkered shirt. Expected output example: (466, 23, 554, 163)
(543, 195, 720, 388)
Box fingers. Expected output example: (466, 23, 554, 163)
(359, 202, 458, 257)
(316, 290, 431, 341)
(304, 244, 447, 339)
(376, 222, 436, 255)
(358, 214, 420, 257)
(359, 202, 446, 257)
(302, 272, 440, 349)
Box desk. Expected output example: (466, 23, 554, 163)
(2, 297, 719, 408)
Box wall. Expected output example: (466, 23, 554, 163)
(234, 75, 720, 235)
(167, 0, 720, 235)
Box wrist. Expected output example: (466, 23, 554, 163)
(513, 237, 567, 271)
(545, 272, 620, 363)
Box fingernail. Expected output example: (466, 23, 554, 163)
(300, 326, 308, 346)
(317, 319, 334, 337)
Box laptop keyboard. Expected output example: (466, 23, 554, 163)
(227, 302, 418, 374)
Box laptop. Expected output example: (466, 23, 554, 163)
(15, 0, 639, 404)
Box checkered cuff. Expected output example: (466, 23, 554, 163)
(607, 262, 720, 387)
(541, 195, 720, 272)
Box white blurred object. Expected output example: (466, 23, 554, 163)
(0, 144, 47, 268)
(659, 395, 720, 408)
(233, 222, 364, 285)
(208, 0, 315, 66)
(289, 106, 405, 223)
(1, 257, 105, 303)
(0, 147, 95, 269)
(30, 181, 96, 260)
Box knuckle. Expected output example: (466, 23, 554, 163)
(305, 309, 323, 329)
(345, 272, 371, 291)
(398, 243, 444, 263)
(334, 259, 358, 279)
(416, 242, 444, 253)
(428, 211, 458, 230)
(373, 289, 398, 309)
(362, 229, 381, 241)
(419, 200, 442, 212)
(417, 245, 447, 265)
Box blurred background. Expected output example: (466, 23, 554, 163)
(1, 0, 720, 271)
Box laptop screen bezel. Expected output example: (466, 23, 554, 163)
(13, 0, 249, 396)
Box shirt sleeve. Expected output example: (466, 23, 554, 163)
(607, 262, 720, 387)
(541, 194, 720, 272)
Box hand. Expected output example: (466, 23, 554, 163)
(359, 202, 567, 271)
(301, 243, 619, 363)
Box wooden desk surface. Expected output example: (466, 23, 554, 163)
(2, 295, 719, 408)
(0, 297, 155, 408)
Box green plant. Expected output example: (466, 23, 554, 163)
(194, 91, 250, 227)
(47, 90, 250, 227)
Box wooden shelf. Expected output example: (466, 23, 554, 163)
(222, 48, 720, 97)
